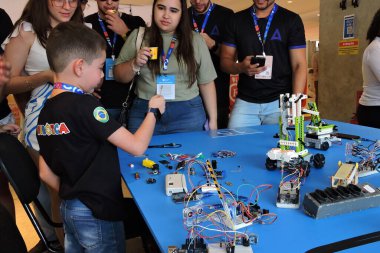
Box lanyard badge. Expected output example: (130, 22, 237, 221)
(161, 36, 177, 71)
(54, 82, 85, 95)
(251, 3, 278, 55)
(98, 13, 117, 60)
(192, 2, 214, 33)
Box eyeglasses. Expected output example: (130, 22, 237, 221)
(51, 0, 78, 8)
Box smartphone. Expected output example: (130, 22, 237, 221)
(250, 56, 266, 67)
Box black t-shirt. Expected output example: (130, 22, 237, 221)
(188, 4, 233, 106)
(0, 8, 13, 119)
(37, 92, 126, 221)
(223, 5, 306, 103)
(85, 13, 145, 109)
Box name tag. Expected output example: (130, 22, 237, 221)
(105, 58, 115, 81)
(156, 75, 175, 100)
(255, 55, 273, 80)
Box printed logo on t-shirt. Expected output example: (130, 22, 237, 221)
(93, 107, 109, 123)
(36, 123, 70, 136)
(210, 25, 220, 36)
(271, 29, 282, 41)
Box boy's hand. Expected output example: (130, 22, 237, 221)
(148, 95, 165, 114)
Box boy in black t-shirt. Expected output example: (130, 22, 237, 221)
(37, 22, 165, 253)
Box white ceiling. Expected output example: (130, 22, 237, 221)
(121, 0, 321, 40)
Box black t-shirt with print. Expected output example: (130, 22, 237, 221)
(85, 13, 145, 109)
(223, 5, 306, 103)
(37, 92, 126, 221)
(188, 4, 233, 105)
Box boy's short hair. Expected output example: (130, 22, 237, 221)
(47, 21, 106, 73)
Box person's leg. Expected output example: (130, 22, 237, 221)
(260, 99, 281, 125)
(228, 98, 261, 128)
(0, 172, 15, 220)
(62, 199, 126, 253)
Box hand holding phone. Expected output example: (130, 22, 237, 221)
(250, 56, 266, 67)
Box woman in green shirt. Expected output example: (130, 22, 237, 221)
(114, 0, 217, 134)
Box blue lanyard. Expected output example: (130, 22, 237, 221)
(53, 82, 85, 95)
(161, 36, 177, 71)
(98, 13, 118, 60)
(251, 3, 278, 55)
(192, 2, 214, 33)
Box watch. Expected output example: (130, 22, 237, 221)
(147, 107, 161, 121)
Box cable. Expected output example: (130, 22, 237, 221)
(148, 143, 182, 148)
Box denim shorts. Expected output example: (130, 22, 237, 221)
(228, 98, 280, 128)
(60, 199, 125, 253)
(127, 96, 207, 135)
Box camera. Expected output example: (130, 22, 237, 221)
(250, 56, 266, 67)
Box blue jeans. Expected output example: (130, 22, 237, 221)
(228, 98, 280, 128)
(60, 199, 125, 253)
(128, 96, 207, 135)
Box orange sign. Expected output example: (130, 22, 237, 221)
(338, 39, 359, 55)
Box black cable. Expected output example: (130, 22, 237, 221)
(148, 143, 182, 148)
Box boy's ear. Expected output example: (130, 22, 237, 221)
(73, 59, 85, 76)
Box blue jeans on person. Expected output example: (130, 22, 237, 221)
(60, 199, 125, 253)
(128, 96, 207, 135)
(228, 98, 280, 128)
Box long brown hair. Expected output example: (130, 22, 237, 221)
(12, 0, 83, 48)
(148, 0, 197, 87)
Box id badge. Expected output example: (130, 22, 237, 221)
(156, 75, 175, 100)
(255, 55, 273, 80)
(105, 58, 115, 81)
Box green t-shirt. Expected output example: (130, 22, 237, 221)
(115, 29, 217, 101)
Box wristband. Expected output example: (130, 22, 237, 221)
(147, 107, 161, 121)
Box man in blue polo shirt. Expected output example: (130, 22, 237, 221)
(221, 0, 307, 128)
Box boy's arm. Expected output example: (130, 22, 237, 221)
(108, 94, 165, 156)
(39, 155, 60, 192)
(108, 113, 156, 156)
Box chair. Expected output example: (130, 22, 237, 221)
(0, 202, 27, 253)
(0, 133, 63, 252)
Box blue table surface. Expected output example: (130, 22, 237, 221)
(119, 121, 380, 253)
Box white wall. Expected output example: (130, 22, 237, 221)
(0, 0, 152, 25)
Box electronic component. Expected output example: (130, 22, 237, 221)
(203, 170, 225, 179)
(208, 243, 253, 253)
(165, 174, 188, 196)
(146, 178, 156, 184)
(180, 238, 207, 253)
(276, 181, 300, 208)
(331, 162, 358, 188)
(142, 158, 159, 170)
(172, 192, 202, 203)
(303, 183, 380, 219)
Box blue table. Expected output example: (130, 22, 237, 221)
(119, 122, 380, 253)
